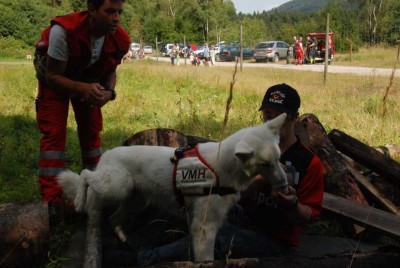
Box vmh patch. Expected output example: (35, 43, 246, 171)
(173, 147, 218, 195)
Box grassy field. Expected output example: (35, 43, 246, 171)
(0, 46, 399, 204)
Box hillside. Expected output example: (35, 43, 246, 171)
(270, 0, 357, 13)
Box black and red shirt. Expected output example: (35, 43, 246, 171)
(239, 137, 324, 247)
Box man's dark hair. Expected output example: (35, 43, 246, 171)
(87, 0, 125, 10)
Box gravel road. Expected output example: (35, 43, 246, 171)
(2, 59, 398, 78)
(151, 56, 399, 78)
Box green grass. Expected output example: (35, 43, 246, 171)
(0, 48, 399, 204)
(334, 45, 400, 68)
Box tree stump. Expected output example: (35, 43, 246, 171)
(0, 202, 48, 267)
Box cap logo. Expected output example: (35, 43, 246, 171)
(269, 90, 285, 105)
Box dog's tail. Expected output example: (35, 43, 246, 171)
(58, 170, 80, 200)
(58, 170, 88, 212)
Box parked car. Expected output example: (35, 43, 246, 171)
(129, 42, 140, 52)
(306, 32, 335, 63)
(143, 45, 153, 54)
(193, 45, 204, 58)
(161, 43, 174, 57)
(218, 46, 254, 62)
(254, 41, 289, 62)
(213, 42, 226, 62)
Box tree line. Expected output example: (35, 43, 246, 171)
(0, 0, 399, 58)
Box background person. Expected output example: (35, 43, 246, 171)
(209, 45, 216, 66)
(35, 0, 130, 228)
(294, 36, 304, 64)
(306, 36, 317, 64)
(202, 43, 210, 66)
(136, 84, 324, 266)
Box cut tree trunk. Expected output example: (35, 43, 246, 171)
(297, 114, 368, 205)
(123, 128, 213, 147)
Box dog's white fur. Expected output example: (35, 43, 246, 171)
(58, 114, 288, 262)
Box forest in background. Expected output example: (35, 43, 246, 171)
(0, 0, 399, 58)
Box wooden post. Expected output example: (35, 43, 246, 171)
(349, 39, 353, 62)
(324, 13, 330, 84)
(184, 35, 187, 66)
(240, 24, 243, 72)
(397, 40, 400, 61)
(155, 37, 158, 62)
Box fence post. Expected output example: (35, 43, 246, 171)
(324, 13, 330, 84)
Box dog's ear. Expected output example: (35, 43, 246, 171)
(234, 140, 254, 163)
(265, 113, 287, 136)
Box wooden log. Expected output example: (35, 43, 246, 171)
(0, 202, 48, 267)
(297, 114, 368, 205)
(123, 128, 187, 147)
(328, 129, 400, 185)
(123, 128, 213, 147)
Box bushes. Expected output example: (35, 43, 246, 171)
(0, 36, 33, 59)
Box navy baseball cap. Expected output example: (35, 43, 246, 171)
(258, 84, 301, 114)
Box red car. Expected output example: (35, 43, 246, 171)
(307, 32, 335, 63)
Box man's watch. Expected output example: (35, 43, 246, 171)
(108, 89, 116, 101)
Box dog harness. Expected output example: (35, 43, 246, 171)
(171, 146, 236, 207)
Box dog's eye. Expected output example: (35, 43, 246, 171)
(260, 163, 271, 168)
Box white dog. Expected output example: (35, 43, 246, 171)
(58, 113, 288, 262)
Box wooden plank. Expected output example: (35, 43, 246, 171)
(346, 165, 400, 216)
(323, 192, 400, 238)
(328, 129, 400, 185)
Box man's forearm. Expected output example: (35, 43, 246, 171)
(46, 73, 90, 95)
(286, 202, 313, 227)
(102, 70, 117, 91)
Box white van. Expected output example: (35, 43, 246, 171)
(162, 43, 174, 57)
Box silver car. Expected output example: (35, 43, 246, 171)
(254, 41, 289, 62)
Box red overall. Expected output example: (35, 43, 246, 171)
(294, 41, 304, 65)
(36, 11, 130, 203)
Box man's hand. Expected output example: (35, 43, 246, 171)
(96, 89, 114, 107)
(273, 185, 298, 209)
(80, 84, 115, 107)
(80, 83, 105, 103)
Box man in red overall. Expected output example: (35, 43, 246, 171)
(294, 36, 304, 65)
(35, 0, 130, 227)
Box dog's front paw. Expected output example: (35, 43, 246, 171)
(74, 198, 85, 212)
